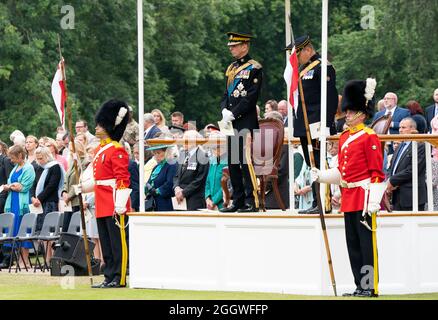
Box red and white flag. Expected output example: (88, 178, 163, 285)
(51, 59, 67, 128)
(283, 46, 299, 113)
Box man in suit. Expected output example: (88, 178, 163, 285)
(219, 31, 263, 213)
(144, 113, 161, 140)
(144, 112, 162, 162)
(372, 92, 410, 135)
(425, 88, 438, 133)
(387, 117, 426, 211)
(174, 130, 209, 210)
(277, 100, 288, 126)
(286, 35, 338, 214)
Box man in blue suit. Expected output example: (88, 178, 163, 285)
(425, 88, 438, 133)
(372, 92, 410, 135)
(143, 113, 161, 140)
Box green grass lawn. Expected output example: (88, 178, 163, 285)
(0, 273, 437, 300)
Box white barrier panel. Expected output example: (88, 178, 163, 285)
(128, 212, 438, 295)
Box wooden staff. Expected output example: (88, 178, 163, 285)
(298, 77, 337, 296)
(58, 36, 94, 285)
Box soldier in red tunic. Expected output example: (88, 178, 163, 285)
(78, 99, 131, 288)
(312, 79, 385, 297)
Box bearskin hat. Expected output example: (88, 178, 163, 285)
(95, 99, 130, 142)
(341, 78, 377, 118)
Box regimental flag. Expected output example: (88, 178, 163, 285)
(51, 59, 67, 128)
(283, 46, 299, 113)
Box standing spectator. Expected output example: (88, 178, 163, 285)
(425, 88, 438, 133)
(75, 119, 98, 145)
(81, 142, 102, 265)
(75, 132, 88, 148)
(31, 146, 64, 231)
(10, 130, 26, 147)
(144, 113, 161, 140)
(61, 141, 89, 231)
(26, 135, 43, 200)
(43, 137, 68, 172)
(387, 117, 426, 211)
(144, 113, 162, 162)
(376, 99, 385, 112)
(132, 143, 140, 164)
(123, 142, 139, 212)
(277, 100, 288, 125)
(204, 132, 227, 210)
(431, 147, 438, 210)
(327, 141, 341, 212)
(121, 105, 139, 148)
(55, 132, 66, 155)
(0, 141, 13, 213)
(171, 111, 184, 127)
(1, 145, 35, 268)
(286, 35, 338, 214)
(295, 160, 313, 211)
(406, 100, 427, 133)
(372, 92, 410, 135)
(145, 143, 178, 211)
(264, 99, 278, 114)
(173, 130, 209, 210)
(151, 109, 169, 132)
(61, 132, 70, 159)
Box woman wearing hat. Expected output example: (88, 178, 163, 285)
(145, 143, 178, 211)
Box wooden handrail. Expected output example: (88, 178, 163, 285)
(145, 134, 438, 147)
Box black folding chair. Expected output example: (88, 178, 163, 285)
(30, 212, 62, 272)
(1, 213, 38, 273)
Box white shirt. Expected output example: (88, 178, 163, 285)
(385, 106, 397, 117)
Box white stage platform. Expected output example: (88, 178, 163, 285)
(128, 211, 438, 295)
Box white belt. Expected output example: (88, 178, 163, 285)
(95, 179, 116, 188)
(340, 177, 372, 217)
(340, 178, 371, 189)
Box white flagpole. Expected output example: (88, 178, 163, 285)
(138, 0, 145, 212)
(320, 0, 329, 211)
(285, 0, 295, 213)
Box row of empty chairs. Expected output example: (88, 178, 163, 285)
(0, 211, 83, 273)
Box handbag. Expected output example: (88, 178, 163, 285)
(144, 194, 156, 212)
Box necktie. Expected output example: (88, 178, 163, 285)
(393, 142, 406, 173)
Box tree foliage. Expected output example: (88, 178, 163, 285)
(0, 0, 437, 142)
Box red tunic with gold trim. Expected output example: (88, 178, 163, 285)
(93, 139, 131, 218)
(338, 124, 384, 212)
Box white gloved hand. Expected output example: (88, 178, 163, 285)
(72, 184, 82, 196)
(367, 202, 380, 215)
(115, 206, 127, 215)
(221, 108, 235, 122)
(310, 167, 320, 182)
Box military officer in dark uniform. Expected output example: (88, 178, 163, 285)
(219, 32, 263, 213)
(287, 35, 338, 214)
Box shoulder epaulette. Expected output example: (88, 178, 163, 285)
(112, 141, 123, 148)
(249, 59, 262, 69)
(364, 127, 376, 135)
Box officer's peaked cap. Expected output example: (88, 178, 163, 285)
(95, 99, 130, 142)
(227, 31, 253, 46)
(294, 35, 311, 53)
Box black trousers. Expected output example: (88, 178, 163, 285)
(344, 211, 378, 291)
(97, 215, 128, 284)
(300, 137, 320, 208)
(227, 135, 255, 208)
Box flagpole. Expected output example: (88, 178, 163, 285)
(320, 0, 328, 204)
(138, 0, 145, 212)
(57, 36, 94, 286)
(285, 0, 295, 213)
